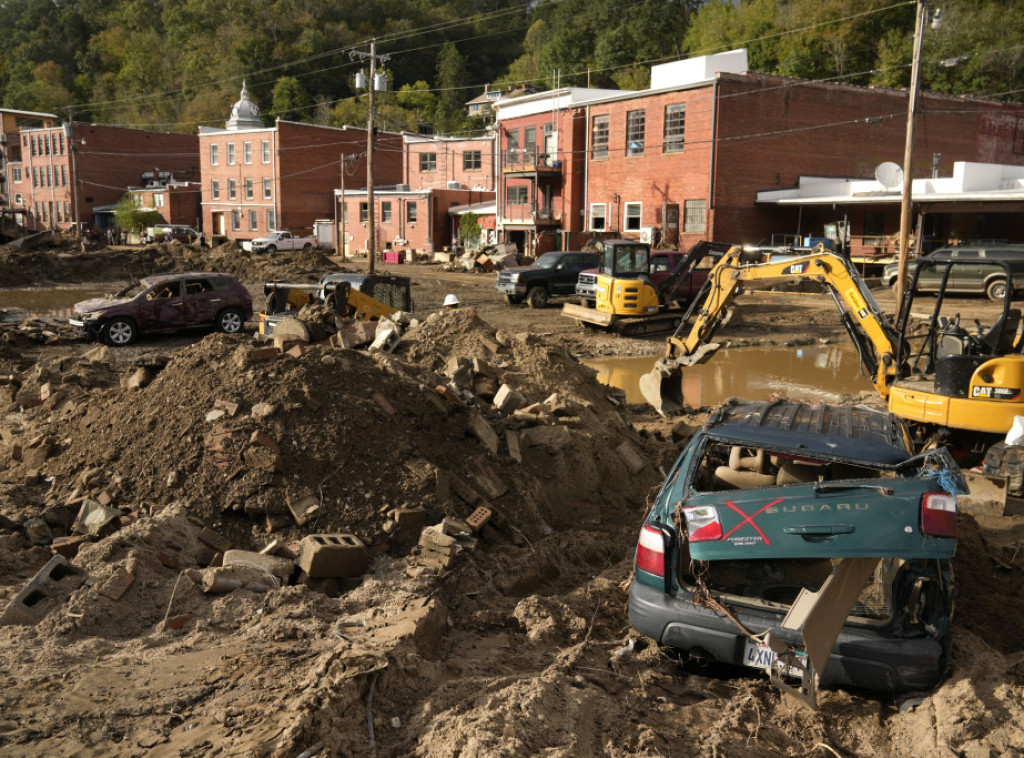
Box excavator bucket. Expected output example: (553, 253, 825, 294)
(639, 343, 722, 414)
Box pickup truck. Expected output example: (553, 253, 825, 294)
(575, 250, 709, 307)
(495, 251, 601, 308)
(248, 230, 316, 255)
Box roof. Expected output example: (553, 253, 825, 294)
(448, 201, 496, 215)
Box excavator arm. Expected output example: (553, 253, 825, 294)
(640, 247, 903, 413)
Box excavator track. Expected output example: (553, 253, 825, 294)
(612, 313, 685, 337)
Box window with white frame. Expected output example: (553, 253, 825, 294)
(267, 209, 276, 229)
(407, 202, 417, 223)
(684, 199, 706, 232)
(244, 178, 253, 200)
(381, 201, 392, 222)
(626, 110, 645, 156)
(210, 144, 219, 165)
(263, 178, 271, 199)
(261, 140, 271, 163)
(359, 202, 369, 222)
(506, 185, 528, 205)
(211, 179, 220, 200)
(249, 209, 258, 231)
(228, 179, 236, 200)
(231, 210, 240, 230)
(14, 193, 23, 205)
(243, 141, 252, 164)
(11, 167, 21, 183)
(155, 194, 164, 208)
(624, 202, 642, 231)
(664, 104, 686, 153)
(227, 143, 236, 165)
(589, 203, 607, 231)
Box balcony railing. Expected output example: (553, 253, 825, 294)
(503, 148, 562, 173)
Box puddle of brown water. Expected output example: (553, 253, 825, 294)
(0, 287, 110, 321)
(584, 344, 872, 406)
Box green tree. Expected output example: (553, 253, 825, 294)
(270, 76, 309, 121)
(435, 42, 469, 133)
(114, 194, 163, 233)
(459, 212, 482, 249)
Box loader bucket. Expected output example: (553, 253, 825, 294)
(638, 343, 723, 414)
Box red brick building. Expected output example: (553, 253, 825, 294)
(198, 83, 402, 243)
(403, 134, 496, 191)
(127, 177, 202, 231)
(0, 108, 58, 234)
(493, 50, 1024, 255)
(12, 122, 199, 234)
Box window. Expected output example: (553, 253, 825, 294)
(506, 185, 528, 205)
(664, 104, 686, 153)
(228, 179, 236, 200)
(589, 203, 607, 231)
(227, 143, 236, 165)
(261, 140, 271, 163)
(626, 110, 645, 156)
(11, 167, 21, 183)
(210, 144, 219, 165)
(14, 193, 22, 205)
(407, 202, 417, 223)
(420, 152, 437, 171)
(463, 150, 482, 171)
(211, 179, 220, 200)
(624, 202, 642, 231)
(267, 209, 276, 230)
(244, 178, 253, 200)
(249, 209, 258, 231)
(360, 202, 369, 222)
(46, 166, 52, 186)
(63, 201, 70, 219)
(243, 142, 252, 164)
(683, 199, 706, 233)
(155, 194, 164, 208)
(61, 166, 67, 185)
(231, 210, 240, 230)
(381, 201, 392, 222)
(506, 129, 519, 150)
(591, 115, 609, 159)
(524, 126, 537, 150)
(263, 178, 272, 199)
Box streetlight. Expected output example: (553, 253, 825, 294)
(895, 1, 942, 317)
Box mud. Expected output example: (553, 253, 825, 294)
(1, 241, 1022, 757)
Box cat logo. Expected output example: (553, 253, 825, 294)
(971, 385, 1021, 400)
(973, 386, 994, 398)
(784, 262, 810, 275)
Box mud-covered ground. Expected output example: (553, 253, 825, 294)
(1, 240, 1023, 757)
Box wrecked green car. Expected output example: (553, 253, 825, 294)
(629, 399, 963, 703)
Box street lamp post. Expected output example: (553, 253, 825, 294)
(895, 1, 941, 318)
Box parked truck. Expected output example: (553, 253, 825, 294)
(249, 230, 316, 255)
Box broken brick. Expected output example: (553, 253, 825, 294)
(97, 567, 135, 602)
(373, 392, 397, 416)
(165, 613, 194, 630)
(466, 506, 493, 532)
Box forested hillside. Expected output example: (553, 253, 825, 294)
(0, 0, 1020, 136)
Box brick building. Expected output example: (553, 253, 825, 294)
(127, 176, 202, 231)
(0, 108, 58, 234)
(493, 49, 1024, 256)
(11, 122, 198, 235)
(198, 82, 402, 243)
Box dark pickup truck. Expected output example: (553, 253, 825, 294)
(495, 251, 601, 308)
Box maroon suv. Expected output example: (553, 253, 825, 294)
(69, 272, 253, 346)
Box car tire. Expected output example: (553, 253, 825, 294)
(986, 278, 1007, 302)
(102, 317, 137, 347)
(217, 308, 245, 334)
(302, 243, 312, 253)
(526, 287, 549, 309)
(266, 245, 277, 256)
(504, 294, 522, 305)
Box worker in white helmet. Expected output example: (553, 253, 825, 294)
(443, 293, 460, 312)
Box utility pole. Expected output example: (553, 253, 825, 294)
(351, 39, 389, 274)
(339, 151, 347, 260)
(62, 116, 82, 247)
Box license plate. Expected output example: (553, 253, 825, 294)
(742, 639, 806, 678)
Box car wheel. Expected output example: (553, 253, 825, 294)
(504, 294, 522, 305)
(266, 245, 277, 256)
(217, 307, 245, 334)
(526, 287, 549, 309)
(302, 243, 312, 253)
(102, 317, 137, 347)
(986, 278, 1007, 302)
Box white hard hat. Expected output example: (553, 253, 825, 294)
(443, 294, 460, 307)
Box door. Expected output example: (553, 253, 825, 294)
(137, 280, 185, 330)
(662, 203, 679, 246)
(183, 277, 219, 325)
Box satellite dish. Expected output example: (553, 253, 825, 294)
(875, 161, 904, 189)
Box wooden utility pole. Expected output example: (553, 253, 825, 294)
(351, 40, 389, 275)
(339, 152, 347, 259)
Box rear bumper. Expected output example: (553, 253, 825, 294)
(628, 580, 946, 692)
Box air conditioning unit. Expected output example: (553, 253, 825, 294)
(446, 180, 462, 189)
(395, 183, 410, 192)
(639, 226, 656, 244)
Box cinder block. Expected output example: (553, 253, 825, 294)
(0, 555, 88, 626)
(297, 534, 367, 578)
(494, 384, 526, 413)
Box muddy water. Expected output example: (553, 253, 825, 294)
(0, 287, 109, 321)
(585, 344, 873, 406)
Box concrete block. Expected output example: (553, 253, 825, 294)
(223, 549, 294, 581)
(520, 425, 572, 448)
(494, 384, 526, 413)
(466, 505, 493, 532)
(0, 555, 88, 626)
(505, 430, 522, 463)
(297, 534, 367, 578)
(468, 412, 499, 454)
(615, 440, 647, 475)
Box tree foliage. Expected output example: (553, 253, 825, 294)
(0, 0, 1018, 141)
(114, 195, 163, 233)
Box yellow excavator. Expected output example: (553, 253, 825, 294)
(640, 245, 1024, 471)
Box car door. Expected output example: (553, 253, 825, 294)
(137, 280, 185, 330)
(183, 277, 219, 325)
(550, 255, 577, 294)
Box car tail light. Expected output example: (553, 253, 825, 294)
(635, 524, 666, 577)
(921, 493, 957, 538)
(683, 505, 723, 542)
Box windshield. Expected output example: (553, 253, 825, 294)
(533, 254, 561, 269)
(112, 282, 147, 299)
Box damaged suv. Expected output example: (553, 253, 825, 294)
(629, 400, 962, 702)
